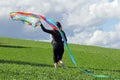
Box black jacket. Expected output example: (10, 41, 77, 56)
(40, 24, 67, 47)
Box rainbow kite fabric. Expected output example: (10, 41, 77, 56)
(10, 12, 58, 30)
(10, 12, 41, 27)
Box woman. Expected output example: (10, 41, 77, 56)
(40, 22, 67, 68)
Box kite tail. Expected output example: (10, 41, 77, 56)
(64, 43, 77, 66)
(57, 26, 111, 79)
(43, 17, 113, 79)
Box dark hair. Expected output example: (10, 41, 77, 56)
(56, 21, 62, 29)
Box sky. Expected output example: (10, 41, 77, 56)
(0, 0, 120, 49)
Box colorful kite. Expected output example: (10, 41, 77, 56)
(10, 12, 58, 30)
(10, 12, 42, 27)
(10, 12, 113, 79)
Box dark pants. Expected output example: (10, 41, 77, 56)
(53, 44, 64, 63)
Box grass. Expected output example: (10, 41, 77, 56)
(0, 37, 120, 80)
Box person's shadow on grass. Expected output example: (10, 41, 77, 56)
(89, 67, 120, 73)
(0, 59, 53, 67)
(0, 43, 29, 48)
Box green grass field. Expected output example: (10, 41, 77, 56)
(0, 37, 120, 80)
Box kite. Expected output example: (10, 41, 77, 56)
(10, 12, 41, 27)
(10, 12, 58, 30)
(10, 12, 117, 79)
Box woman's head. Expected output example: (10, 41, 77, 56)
(56, 21, 62, 29)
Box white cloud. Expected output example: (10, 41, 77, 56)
(115, 22, 120, 31)
(66, 0, 120, 26)
(66, 0, 120, 48)
(90, 0, 120, 19)
(88, 30, 120, 48)
(69, 29, 120, 48)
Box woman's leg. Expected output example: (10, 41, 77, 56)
(54, 63, 58, 68)
(53, 47, 59, 68)
(58, 47, 65, 68)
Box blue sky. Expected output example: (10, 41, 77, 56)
(0, 0, 120, 49)
(100, 19, 119, 32)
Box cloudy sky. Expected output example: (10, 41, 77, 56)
(0, 0, 120, 49)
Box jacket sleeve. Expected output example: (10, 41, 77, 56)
(62, 31, 67, 42)
(40, 24, 54, 34)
